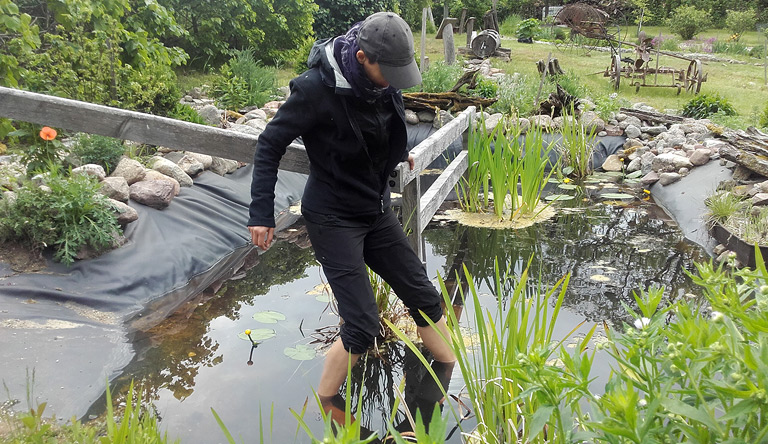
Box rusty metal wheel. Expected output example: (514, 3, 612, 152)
(611, 54, 621, 90)
(686, 60, 703, 93)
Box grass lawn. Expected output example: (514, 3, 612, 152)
(186, 26, 768, 129)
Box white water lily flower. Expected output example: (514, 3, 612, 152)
(634, 317, 651, 329)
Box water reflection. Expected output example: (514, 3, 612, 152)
(93, 196, 708, 443)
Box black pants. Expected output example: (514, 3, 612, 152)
(303, 207, 444, 354)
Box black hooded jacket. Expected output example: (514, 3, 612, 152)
(247, 38, 409, 228)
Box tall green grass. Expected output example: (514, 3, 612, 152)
(559, 111, 597, 179)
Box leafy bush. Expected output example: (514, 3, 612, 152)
(667, 5, 710, 41)
(725, 9, 758, 41)
(292, 37, 316, 75)
(682, 93, 737, 119)
(411, 61, 462, 93)
(0, 170, 121, 265)
(516, 18, 541, 40)
(492, 73, 538, 116)
(0, 0, 40, 88)
(761, 102, 768, 129)
(651, 34, 681, 51)
(167, 103, 209, 126)
(211, 49, 277, 110)
(70, 134, 125, 174)
(499, 14, 522, 37)
(313, 0, 398, 39)
(472, 77, 499, 99)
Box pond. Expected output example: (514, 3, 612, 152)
(91, 190, 709, 443)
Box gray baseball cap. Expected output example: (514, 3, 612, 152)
(358, 12, 421, 90)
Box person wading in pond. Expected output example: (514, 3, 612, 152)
(247, 11, 456, 417)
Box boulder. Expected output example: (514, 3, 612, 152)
(100, 176, 130, 202)
(689, 149, 711, 166)
(199, 104, 221, 125)
(529, 115, 553, 131)
(659, 172, 682, 186)
(144, 170, 181, 196)
(579, 111, 605, 134)
(640, 171, 660, 185)
(405, 109, 419, 125)
(210, 157, 240, 175)
(517, 118, 531, 133)
(111, 157, 146, 185)
(72, 164, 106, 181)
(433, 110, 454, 129)
(108, 198, 139, 225)
(186, 152, 213, 170)
(601, 154, 624, 172)
(151, 157, 193, 187)
(176, 155, 205, 177)
(417, 110, 435, 123)
(652, 152, 693, 172)
(640, 125, 667, 136)
(129, 180, 175, 209)
(624, 124, 641, 139)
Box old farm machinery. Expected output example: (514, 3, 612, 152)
(555, 2, 707, 94)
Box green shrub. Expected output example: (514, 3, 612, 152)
(749, 44, 766, 59)
(682, 93, 737, 119)
(0, 170, 121, 265)
(667, 5, 710, 41)
(411, 61, 462, 93)
(659, 36, 681, 51)
(70, 134, 125, 174)
(492, 73, 538, 116)
(472, 77, 499, 99)
(168, 103, 209, 126)
(761, 102, 768, 129)
(712, 40, 748, 55)
(516, 18, 541, 40)
(211, 49, 277, 110)
(725, 9, 758, 41)
(292, 37, 316, 75)
(499, 14, 522, 37)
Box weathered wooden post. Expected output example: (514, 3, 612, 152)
(443, 22, 456, 65)
(465, 17, 475, 47)
(420, 7, 428, 73)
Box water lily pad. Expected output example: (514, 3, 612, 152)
(315, 293, 332, 303)
(590, 274, 612, 282)
(284, 344, 316, 361)
(558, 184, 578, 190)
(545, 194, 575, 201)
(238, 329, 276, 342)
(306, 283, 333, 295)
(252, 311, 286, 324)
(562, 166, 574, 176)
(601, 193, 634, 200)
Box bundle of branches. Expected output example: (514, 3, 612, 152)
(403, 92, 496, 112)
(537, 84, 580, 117)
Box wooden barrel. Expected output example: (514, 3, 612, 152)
(471, 29, 500, 58)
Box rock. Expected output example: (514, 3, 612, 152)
(100, 176, 130, 202)
(262, 101, 283, 118)
(689, 149, 711, 166)
(579, 111, 605, 134)
(552, 116, 564, 130)
(679, 122, 708, 134)
(176, 155, 205, 177)
(627, 157, 642, 173)
(144, 170, 181, 196)
(659, 172, 682, 186)
(111, 158, 146, 185)
(484, 113, 504, 132)
(618, 115, 642, 129)
(244, 109, 267, 122)
(752, 193, 768, 206)
(713, 244, 727, 256)
(733, 165, 754, 181)
(652, 152, 693, 172)
(151, 157, 193, 187)
(129, 180, 175, 209)
(623, 138, 643, 150)
(186, 152, 213, 170)
(679, 167, 690, 176)
(640, 152, 656, 175)
(529, 115, 553, 131)
(244, 119, 267, 133)
(277, 86, 290, 100)
(640, 171, 660, 185)
(199, 104, 221, 125)
(2, 190, 16, 206)
(405, 109, 419, 125)
(640, 125, 667, 136)
(189, 87, 203, 100)
(598, 131, 607, 137)
(210, 157, 240, 175)
(603, 124, 623, 136)
(108, 198, 139, 225)
(601, 154, 624, 172)
(228, 123, 261, 137)
(72, 164, 106, 181)
(517, 118, 531, 133)
(417, 110, 435, 123)
(433, 110, 454, 129)
(624, 124, 641, 139)
(716, 250, 737, 265)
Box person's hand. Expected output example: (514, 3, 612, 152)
(248, 226, 274, 250)
(408, 153, 414, 171)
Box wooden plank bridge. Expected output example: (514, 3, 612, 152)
(0, 86, 474, 260)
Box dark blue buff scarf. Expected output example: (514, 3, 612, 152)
(333, 22, 396, 101)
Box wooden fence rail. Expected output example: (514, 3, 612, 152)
(0, 86, 474, 258)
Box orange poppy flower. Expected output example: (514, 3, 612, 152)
(39, 127, 57, 141)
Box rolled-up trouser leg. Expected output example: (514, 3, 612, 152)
(305, 220, 379, 354)
(363, 209, 444, 327)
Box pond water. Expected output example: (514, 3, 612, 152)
(92, 190, 710, 444)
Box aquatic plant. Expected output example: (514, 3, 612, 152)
(558, 109, 596, 179)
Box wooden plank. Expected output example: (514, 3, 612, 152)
(0, 86, 310, 174)
(402, 177, 422, 259)
(419, 150, 468, 229)
(436, 18, 458, 40)
(390, 106, 474, 192)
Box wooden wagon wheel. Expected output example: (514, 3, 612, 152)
(686, 60, 703, 93)
(610, 53, 621, 90)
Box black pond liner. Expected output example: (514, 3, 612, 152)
(710, 222, 768, 268)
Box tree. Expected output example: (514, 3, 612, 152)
(667, 5, 710, 41)
(312, 0, 399, 39)
(725, 9, 757, 41)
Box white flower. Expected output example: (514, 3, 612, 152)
(710, 311, 724, 322)
(634, 317, 651, 329)
(609, 93, 618, 99)
(638, 398, 647, 407)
